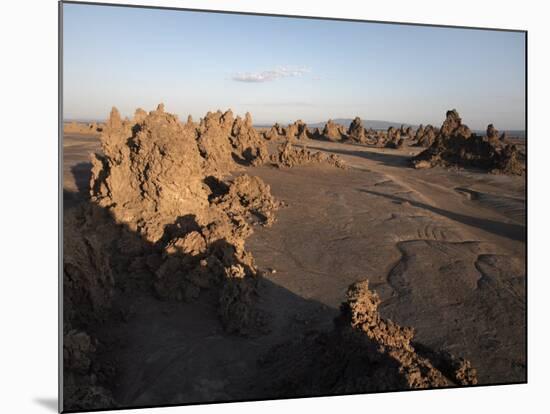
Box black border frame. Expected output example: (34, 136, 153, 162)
(58, 1, 528, 413)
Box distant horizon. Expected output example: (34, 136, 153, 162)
(63, 4, 526, 130)
(63, 110, 526, 134)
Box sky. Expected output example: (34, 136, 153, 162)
(63, 3, 526, 130)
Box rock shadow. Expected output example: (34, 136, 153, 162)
(306, 144, 412, 168)
(359, 189, 525, 242)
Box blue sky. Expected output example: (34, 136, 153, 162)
(63, 3, 526, 129)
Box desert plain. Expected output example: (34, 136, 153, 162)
(62, 106, 525, 411)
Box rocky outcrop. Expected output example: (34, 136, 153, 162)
(322, 119, 347, 141)
(65, 104, 281, 407)
(91, 104, 209, 243)
(415, 125, 437, 147)
(309, 127, 322, 140)
(347, 117, 367, 143)
(283, 120, 309, 141)
(264, 123, 283, 140)
(404, 126, 414, 140)
(63, 204, 121, 411)
(230, 112, 269, 166)
(198, 109, 236, 176)
(486, 124, 500, 144)
(384, 126, 404, 149)
(385, 137, 405, 149)
(88, 104, 280, 335)
(341, 281, 476, 388)
(257, 280, 477, 397)
(63, 207, 116, 329)
(412, 110, 524, 175)
(440, 109, 466, 137)
(90, 104, 272, 243)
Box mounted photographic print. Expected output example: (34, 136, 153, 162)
(60, 1, 526, 412)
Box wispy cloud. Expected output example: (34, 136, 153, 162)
(231, 66, 311, 83)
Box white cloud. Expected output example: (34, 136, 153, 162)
(231, 66, 311, 83)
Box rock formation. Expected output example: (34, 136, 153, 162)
(341, 281, 477, 388)
(440, 109, 465, 137)
(230, 112, 269, 165)
(412, 110, 524, 175)
(198, 109, 237, 176)
(347, 117, 367, 143)
(385, 137, 405, 149)
(284, 120, 309, 141)
(415, 124, 437, 147)
(385, 126, 404, 149)
(264, 123, 283, 140)
(65, 104, 286, 408)
(257, 280, 477, 397)
(63, 204, 120, 410)
(91, 105, 209, 243)
(322, 119, 347, 141)
(486, 124, 500, 144)
(309, 127, 322, 140)
(91, 104, 278, 325)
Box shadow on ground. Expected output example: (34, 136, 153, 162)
(359, 189, 525, 242)
(305, 144, 412, 167)
(33, 398, 58, 412)
(62, 161, 484, 411)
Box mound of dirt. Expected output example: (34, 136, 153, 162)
(256, 280, 476, 398)
(322, 119, 347, 141)
(270, 141, 347, 169)
(411, 110, 525, 175)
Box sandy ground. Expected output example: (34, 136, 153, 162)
(63, 133, 526, 406)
